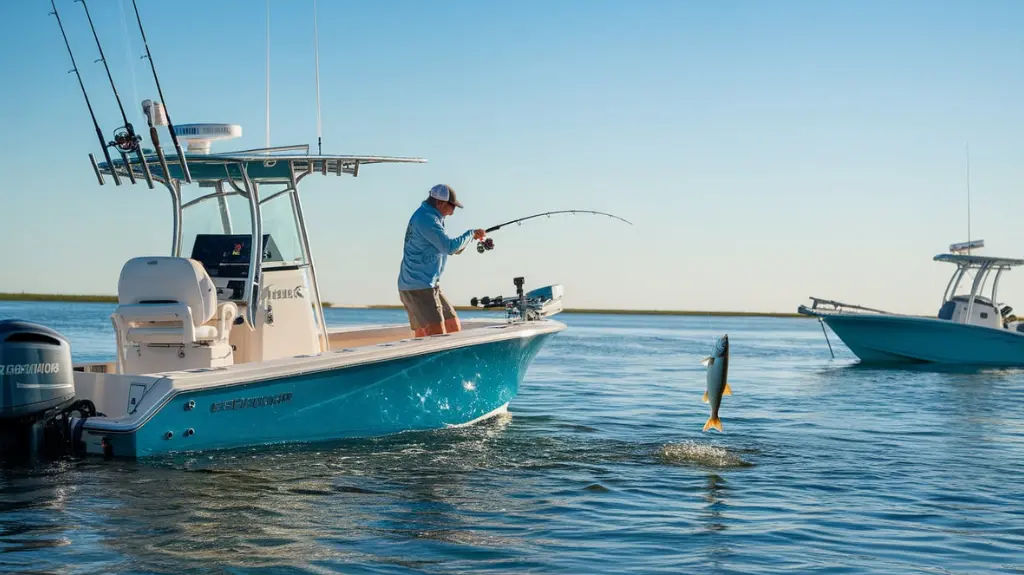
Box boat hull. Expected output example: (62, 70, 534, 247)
(818, 313, 1024, 366)
(82, 329, 558, 458)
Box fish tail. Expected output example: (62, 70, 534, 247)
(703, 416, 723, 432)
(723, 383, 733, 396)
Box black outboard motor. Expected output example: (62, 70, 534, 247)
(0, 320, 93, 458)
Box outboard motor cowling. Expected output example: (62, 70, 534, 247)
(0, 320, 81, 458)
(0, 320, 75, 419)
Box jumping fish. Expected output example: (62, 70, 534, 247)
(700, 334, 732, 432)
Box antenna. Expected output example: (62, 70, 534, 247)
(313, 0, 322, 155)
(76, 0, 154, 189)
(130, 0, 192, 183)
(262, 0, 266, 150)
(966, 142, 972, 254)
(49, 0, 119, 186)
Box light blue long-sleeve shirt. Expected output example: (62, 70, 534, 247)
(397, 201, 475, 291)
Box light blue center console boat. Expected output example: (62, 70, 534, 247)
(0, 3, 567, 460)
(798, 240, 1024, 367)
(0, 130, 566, 460)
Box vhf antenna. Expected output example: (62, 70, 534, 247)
(130, 0, 192, 183)
(49, 0, 120, 186)
(76, 0, 154, 189)
(313, 0, 323, 155)
(966, 142, 972, 254)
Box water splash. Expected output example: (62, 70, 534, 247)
(657, 441, 754, 468)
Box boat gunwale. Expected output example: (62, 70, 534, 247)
(805, 307, 1024, 338)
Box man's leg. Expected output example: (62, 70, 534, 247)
(410, 319, 445, 337)
(442, 317, 461, 334)
(438, 289, 461, 333)
(400, 288, 446, 337)
(412, 287, 448, 336)
(416, 322, 445, 337)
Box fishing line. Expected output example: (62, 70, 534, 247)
(117, 0, 140, 114)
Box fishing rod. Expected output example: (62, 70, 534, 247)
(130, 0, 192, 183)
(76, 0, 154, 188)
(476, 209, 633, 253)
(49, 0, 120, 186)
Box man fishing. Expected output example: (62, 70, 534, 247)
(397, 184, 486, 337)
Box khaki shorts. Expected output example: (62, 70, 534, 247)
(399, 287, 456, 330)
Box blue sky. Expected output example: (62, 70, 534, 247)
(1, 0, 1022, 313)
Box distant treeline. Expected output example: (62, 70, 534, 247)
(366, 304, 808, 318)
(0, 293, 117, 303)
(0, 293, 337, 308)
(0, 293, 808, 318)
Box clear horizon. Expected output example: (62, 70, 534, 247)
(1, 0, 1022, 315)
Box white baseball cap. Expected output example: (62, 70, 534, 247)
(428, 184, 463, 208)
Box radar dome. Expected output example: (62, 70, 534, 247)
(173, 124, 242, 154)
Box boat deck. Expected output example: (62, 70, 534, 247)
(72, 319, 512, 376)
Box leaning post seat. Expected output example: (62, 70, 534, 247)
(111, 256, 238, 373)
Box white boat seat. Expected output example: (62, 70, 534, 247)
(112, 257, 238, 346)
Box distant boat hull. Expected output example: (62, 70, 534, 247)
(813, 312, 1024, 366)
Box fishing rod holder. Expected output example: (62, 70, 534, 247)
(469, 277, 564, 322)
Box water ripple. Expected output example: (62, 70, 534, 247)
(0, 306, 1021, 574)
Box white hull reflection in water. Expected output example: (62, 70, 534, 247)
(0, 304, 1022, 575)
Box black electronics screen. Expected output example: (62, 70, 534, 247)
(190, 234, 283, 279)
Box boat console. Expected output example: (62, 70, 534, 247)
(108, 232, 323, 375)
(189, 233, 285, 302)
(934, 249, 1024, 332)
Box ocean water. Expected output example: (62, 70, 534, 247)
(0, 301, 1022, 574)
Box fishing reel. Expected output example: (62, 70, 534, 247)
(476, 238, 495, 253)
(112, 124, 141, 153)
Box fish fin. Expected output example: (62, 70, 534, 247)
(702, 390, 709, 403)
(702, 416, 723, 433)
(723, 383, 732, 396)
(701, 356, 714, 367)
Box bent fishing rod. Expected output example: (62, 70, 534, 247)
(475, 209, 633, 253)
